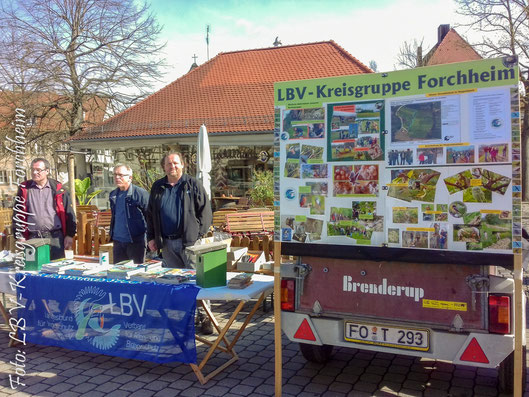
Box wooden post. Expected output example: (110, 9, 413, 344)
(77, 212, 87, 255)
(513, 253, 523, 396)
(68, 153, 76, 215)
(273, 241, 282, 397)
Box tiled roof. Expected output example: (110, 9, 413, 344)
(73, 41, 371, 141)
(425, 28, 481, 66)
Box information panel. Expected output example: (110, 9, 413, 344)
(274, 57, 520, 264)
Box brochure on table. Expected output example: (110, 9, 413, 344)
(274, 57, 521, 259)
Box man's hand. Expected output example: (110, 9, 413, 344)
(64, 236, 73, 249)
(148, 239, 157, 251)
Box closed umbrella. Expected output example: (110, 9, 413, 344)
(196, 124, 212, 199)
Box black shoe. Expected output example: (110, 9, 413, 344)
(200, 318, 214, 335)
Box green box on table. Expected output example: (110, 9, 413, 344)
(23, 238, 50, 271)
(193, 244, 227, 288)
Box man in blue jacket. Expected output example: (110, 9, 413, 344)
(109, 164, 149, 264)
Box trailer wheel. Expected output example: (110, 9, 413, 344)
(498, 345, 526, 393)
(299, 343, 333, 363)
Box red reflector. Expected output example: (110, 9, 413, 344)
(489, 295, 510, 334)
(460, 337, 489, 364)
(281, 279, 295, 311)
(294, 319, 316, 341)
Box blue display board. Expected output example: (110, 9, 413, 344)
(16, 273, 200, 364)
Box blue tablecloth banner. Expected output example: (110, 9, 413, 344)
(16, 273, 200, 364)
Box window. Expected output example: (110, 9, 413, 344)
(0, 170, 12, 184)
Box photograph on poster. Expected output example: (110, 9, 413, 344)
(429, 223, 448, 249)
(306, 182, 328, 196)
(478, 143, 508, 162)
(328, 101, 383, 162)
(283, 107, 324, 132)
(388, 149, 413, 166)
(284, 162, 300, 178)
(417, 147, 444, 165)
(453, 225, 481, 243)
(333, 165, 379, 196)
(282, 216, 325, 242)
(402, 231, 428, 248)
(392, 207, 419, 224)
(463, 186, 492, 203)
(388, 169, 440, 203)
(352, 201, 376, 220)
(330, 207, 353, 222)
(301, 145, 324, 163)
(390, 100, 442, 143)
(310, 195, 325, 215)
(421, 203, 436, 221)
(388, 228, 400, 243)
(286, 143, 300, 160)
(463, 211, 481, 225)
(310, 123, 325, 138)
(449, 201, 467, 218)
(299, 193, 310, 208)
(302, 164, 328, 179)
(446, 145, 475, 164)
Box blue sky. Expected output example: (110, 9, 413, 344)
(147, 0, 472, 90)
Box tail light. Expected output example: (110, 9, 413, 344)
(489, 295, 510, 334)
(281, 279, 295, 311)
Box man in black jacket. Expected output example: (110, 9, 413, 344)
(147, 152, 212, 268)
(109, 164, 149, 264)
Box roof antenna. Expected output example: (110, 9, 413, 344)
(273, 36, 282, 47)
(206, 25, 210, 60)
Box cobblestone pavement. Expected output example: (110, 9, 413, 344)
(0, 297, 527, 397)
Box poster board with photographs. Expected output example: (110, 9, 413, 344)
(273, 57, 520, 263)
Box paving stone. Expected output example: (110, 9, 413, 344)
(118, 380, 148, 392)
(353, 381, 378, 393)
(311, 374, 335, 385)
(402, 379, 426, 391)
(448, 386, 475, 397)
(64, 374, 91, 385)
(474, 384, 501, 396)
(87, 374, 113, 384)
(397, 388, 423, 396)
(153, 388, 187, 397)
(335, 373, 359, 384)
(365, 365, 388, 376)
(94, 381, 121, 393)
(17, 383, 50, 395)
(424, 387, 450, 397)
(328, 381, 353, 394)
(451, 376, 475, 389)
(165, 379, 194, 390)
(407, 371, 429, 382)
(302, 382, 327, 394)
(128, 390, 155, 397)
(429, 370, 452, 381)
(141, 379, 170, 392)
(230, 384, 257, 395)
(203, 385, 230, 395)
(282, 383, 304, 395)
(240, 376, 265, 387)
(69, 381, 98, 393)
(287, 375, 311, 386)
(111, 374, 137, 384)
(359, 372, 383, 384)
(46, 382, 74, 394)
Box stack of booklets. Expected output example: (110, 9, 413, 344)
(156, 268, 196, 285)
(139, 260, 163, 271)
(107, 260, 145, 279)
(40, 260, 85, 274)
(228, 273, 253, 289)
(63, 262, 111, 276)
(129, 267, 171, 282)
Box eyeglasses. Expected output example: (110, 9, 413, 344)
(114, 173, 130, 178)
(31, 168, 47, 174)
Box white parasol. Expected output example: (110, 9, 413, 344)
(196, 124, 212, 199)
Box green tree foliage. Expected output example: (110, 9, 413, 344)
(249, 170, 274, 207)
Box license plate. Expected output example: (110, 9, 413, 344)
(344, 322, 429, 351)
